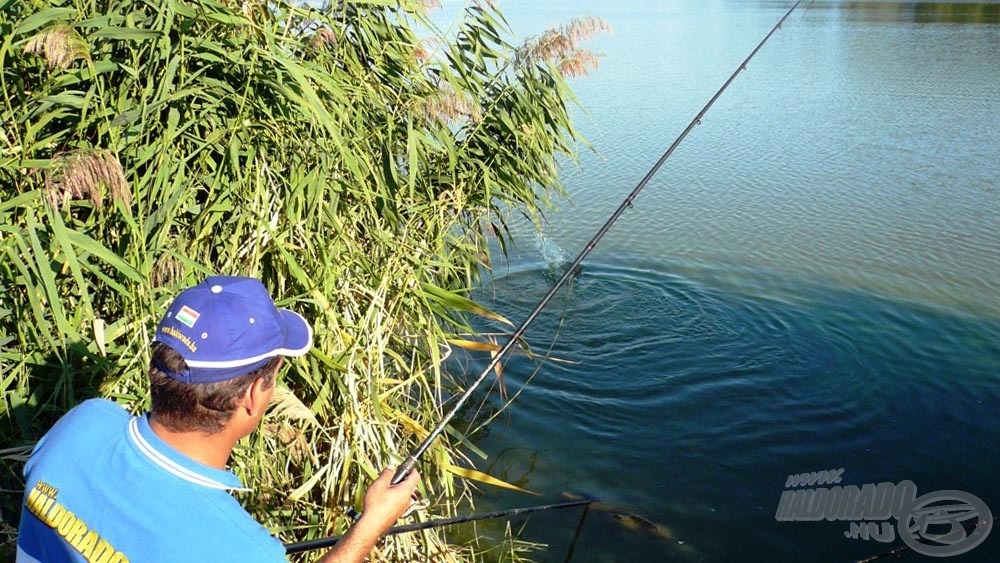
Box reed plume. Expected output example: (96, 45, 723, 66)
(309, 27, 337, 49)
(517, 16, 611, 77)
(23, 25, 88, 69)
(45, 150, 132, 210)
(420, 81, 483, 123)
(151, 254, 185, 289)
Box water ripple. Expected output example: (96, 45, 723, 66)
(469, 259, 1000, 560)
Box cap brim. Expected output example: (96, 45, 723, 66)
(277, 309, 312, 357)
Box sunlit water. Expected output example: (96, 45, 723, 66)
(436, 1, 1000, 561)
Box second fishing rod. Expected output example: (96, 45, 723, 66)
(391, 0, 803, 487)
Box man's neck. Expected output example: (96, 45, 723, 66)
(148, 416, 236, 470)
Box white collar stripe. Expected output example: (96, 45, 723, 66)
(127, 418, 248, 492)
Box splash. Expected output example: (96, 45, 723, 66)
(533, 231, 569, 275)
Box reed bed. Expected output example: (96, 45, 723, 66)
(0, 0, 605, 559)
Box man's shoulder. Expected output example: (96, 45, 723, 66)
(54, 397, 129, 432)
(31, 398, 129, 454)
(73, 397, 129, 418)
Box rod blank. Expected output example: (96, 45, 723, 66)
(284, 498, 594, 554)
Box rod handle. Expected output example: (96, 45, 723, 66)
(391, 455, 417, 486)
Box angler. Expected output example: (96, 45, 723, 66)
(16, 277, 419, 562)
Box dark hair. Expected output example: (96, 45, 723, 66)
(148, 341, 281, 433)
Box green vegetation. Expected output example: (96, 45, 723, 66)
(832, 2, 1000, 24)
(0, 0, 606, 559)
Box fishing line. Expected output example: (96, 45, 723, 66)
(464, 274, 581, 437)
(391, 0, 804, 486)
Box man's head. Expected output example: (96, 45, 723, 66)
(149, 276, 312, 433)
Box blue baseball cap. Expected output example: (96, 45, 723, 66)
(154, 276, 312, 383)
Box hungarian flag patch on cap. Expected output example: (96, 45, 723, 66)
(175, 305, 200, 328)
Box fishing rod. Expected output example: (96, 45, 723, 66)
(851, 517, 994, 563)
(284, 497, 593, 554)
(391, 0, 803, 486)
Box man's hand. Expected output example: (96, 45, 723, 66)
(360, 467, 421, 531)
(315, 467, 421, 563)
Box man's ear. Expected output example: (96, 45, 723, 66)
(238, 357, 283, 417)
(244, 377, 271, 417)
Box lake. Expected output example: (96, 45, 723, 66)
(438, 1, 1000, 562)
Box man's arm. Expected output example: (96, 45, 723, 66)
(316, 467, 420, 563)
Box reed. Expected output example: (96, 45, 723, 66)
(0, 0, 605, 558)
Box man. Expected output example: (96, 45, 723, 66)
(17, 275, 420, 562)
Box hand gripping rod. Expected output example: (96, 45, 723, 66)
(392, 0, 802, 486)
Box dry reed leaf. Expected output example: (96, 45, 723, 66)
(489, 345, 506, 400)
(442, 463, 539, 495)
(93, 318, 106, 356)
(446, 338, 501, 353)
(289, 465, 328, 501)
(384, 407, 430, 440)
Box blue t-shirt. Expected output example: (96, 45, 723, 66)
(17, 399, 286, 562)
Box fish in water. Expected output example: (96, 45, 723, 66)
(607, 510, 674, 541)
(560, 494, 680, 540)
(559, 492, 696, 557)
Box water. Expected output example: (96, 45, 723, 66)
(437, 1, 1000, 561)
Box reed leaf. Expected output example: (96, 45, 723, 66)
(442, 464, 539, 496)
